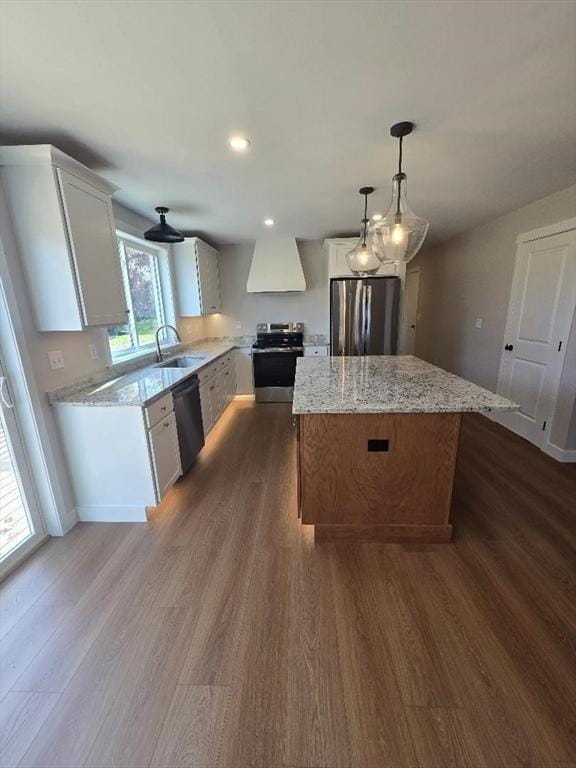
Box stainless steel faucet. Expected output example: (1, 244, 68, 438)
(155, 324, 182, 362)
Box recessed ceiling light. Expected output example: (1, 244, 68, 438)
(371, 213, 383, 221)
(228, 136, 251, 152)
(264, 218, 275, 227)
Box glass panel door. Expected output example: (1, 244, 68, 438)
(0, 362, 45, 576)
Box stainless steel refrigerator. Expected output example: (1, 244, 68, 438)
(330, 276, 400, 356)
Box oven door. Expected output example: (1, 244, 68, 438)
(252, 348, 303, 402)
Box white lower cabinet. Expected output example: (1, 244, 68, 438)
(199, 355, 236, 435)
(148, 412, 181, 499)
(235, 347, 254, 394)
(200, 382, 214, 434)
(55, 393, 182, 522)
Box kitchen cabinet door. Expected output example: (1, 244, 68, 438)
(148, 412, 181, 499)
(208, 378, 222, 424)
(197, 240, 221, 314)
(222, 364, 235, 406)
(200, 383, 213, 433)
(174, 238, 221, 316)
(57, 169, 128, 326)
(235, 348, 254, 395)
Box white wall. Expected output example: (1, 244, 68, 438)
(412, 183, 576, 451)
(203, 240, 328, 339)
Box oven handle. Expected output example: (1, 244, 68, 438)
(252, 347, 304, 353)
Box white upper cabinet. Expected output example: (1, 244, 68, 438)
(0, 145, 128, 331)
(323, 238, 401, 279)
(173, 237, 221, 316)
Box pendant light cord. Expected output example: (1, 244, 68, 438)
(362, 191, 369, 245)
(395, 135, 404, 218)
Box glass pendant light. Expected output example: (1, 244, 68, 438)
(144, 207, 184, 244)
(346, 186, 381, 276)
(370, 122, 429, 264)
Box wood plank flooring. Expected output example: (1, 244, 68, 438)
(1, 401, 575, 767)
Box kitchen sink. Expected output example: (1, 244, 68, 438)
(156, 356, 206, 369)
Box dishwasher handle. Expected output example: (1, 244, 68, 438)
(172, 377, 199, 398)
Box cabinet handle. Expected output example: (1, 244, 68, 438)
(161, 406, 167, 411)
(164, 421, 170, 428)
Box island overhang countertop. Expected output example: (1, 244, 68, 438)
(293, 355, 517, 415)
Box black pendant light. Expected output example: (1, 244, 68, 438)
(345, 186, 381, 276)
(144, 207, 184, 244)
(370, 121, 429, 264)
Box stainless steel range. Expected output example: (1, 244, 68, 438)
(252, 322, 304, 402)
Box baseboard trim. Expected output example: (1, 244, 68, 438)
(314, 523, 453, 544)
(234, 394, 255, 401)
(59, 508, 79, 535)
(541, 443, 576, 463)
(76, 505, 149, 523)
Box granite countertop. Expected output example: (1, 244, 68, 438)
(292, 355, 518, 415)
(50, 342, 235, 407)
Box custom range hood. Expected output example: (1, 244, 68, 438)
(246, 236, 306, 293)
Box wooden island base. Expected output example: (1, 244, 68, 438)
(297, 412, 462, 543)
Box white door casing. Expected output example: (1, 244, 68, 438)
(404, 268, 420, 355)
(496, 224, 576, 449)
(0, 360, 46, 579)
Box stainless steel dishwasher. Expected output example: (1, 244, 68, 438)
(171, 376, 205, 474)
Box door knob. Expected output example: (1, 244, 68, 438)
(504, 344, 514, 351)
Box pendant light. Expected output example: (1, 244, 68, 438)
(370, 122, 429, 264)
(144, 207, 184, 244)
(345, 186, 381, 276)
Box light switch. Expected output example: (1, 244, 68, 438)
(235, 321, 242, 330)
(48, 350, 64, 370)
(89, 343, 99, 360)
(475, 318, 483, 329)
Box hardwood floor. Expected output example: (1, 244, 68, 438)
(1, 401, 575, 767)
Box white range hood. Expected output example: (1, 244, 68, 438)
(246, 236, 306, 293)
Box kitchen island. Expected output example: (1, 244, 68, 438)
(293, 356, 516, 543)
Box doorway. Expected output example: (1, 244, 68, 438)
(404, 267, 420, 355)
(495, 223, 575, 452)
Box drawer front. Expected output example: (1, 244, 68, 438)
(197, 361, 218, 386)
(145, 392, 174, 429)
(197, 353, 233, 385)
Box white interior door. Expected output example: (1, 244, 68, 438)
(496, 228, 576, 447)
(0, 361, 46, 578)
(404, 268, 420, 355)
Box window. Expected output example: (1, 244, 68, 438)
(107, 234, 167, 360)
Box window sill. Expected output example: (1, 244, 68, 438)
(108, 343, 181, 369)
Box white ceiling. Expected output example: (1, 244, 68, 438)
(1, 0, 575, 245)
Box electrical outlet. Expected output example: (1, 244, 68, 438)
(235, 321, 242, 330)
(48, 350, 64, 370)
(475, 318, 483, 329)
(89, 343, 99, 360)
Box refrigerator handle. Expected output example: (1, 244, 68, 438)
(364, 284, 372, 354)
(339, 281, 347, 355)
(354, 281, 363, 355)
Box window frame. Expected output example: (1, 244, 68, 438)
(108, 231, 169, 362)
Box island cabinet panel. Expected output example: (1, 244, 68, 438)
(297, 412, 461, 542)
